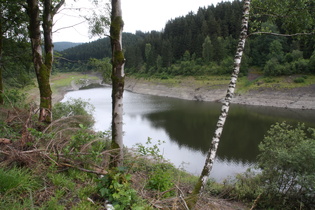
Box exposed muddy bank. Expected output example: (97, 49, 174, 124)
(124, 77, 315, 110)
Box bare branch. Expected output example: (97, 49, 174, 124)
(52, 0, 65, 15)
(248, 31, 315, 37)
(54, 56, 88, 63)
(53, 20, 86, 33)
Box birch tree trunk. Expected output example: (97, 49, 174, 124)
(187, 0, 251, 208)
(27, 0, 64, 124)
(0, 15, 3, 105)
(110, 0, 125, 167)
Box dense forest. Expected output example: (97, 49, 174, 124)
(55, 0, 315, 78)
(2, 0, 314, 90)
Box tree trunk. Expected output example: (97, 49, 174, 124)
(187, 0, 251, 208)
(110, 0, 125, 167)
(27, 0, 64, 124)
(0, 16, 3, 105)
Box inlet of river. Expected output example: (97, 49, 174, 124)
(61, 87, 315, 182)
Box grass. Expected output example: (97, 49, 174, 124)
(50, 72, 100, 93)
(0, 167, 39, 194)
(22, 72, 101, 104)
(236, 74, 315, 93)
(0, 166, 102, 209)
(130, 75, 231, 89)
(130, 72, 315, 94)
(0, 167, 41, 209)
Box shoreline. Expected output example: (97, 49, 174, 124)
(51, 73, 103, 104)
(124, 77, 315, 110)
(52, 74, 315, 110)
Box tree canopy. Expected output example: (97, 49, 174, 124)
(56, 0, 314, 78)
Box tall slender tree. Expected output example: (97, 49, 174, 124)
(110, 0, 125, 167)
(187, 0, 251, 208)
(0, 10, 3, 105)
(26, 0, 64, 124)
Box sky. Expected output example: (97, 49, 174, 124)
(54, 0, 230, 43)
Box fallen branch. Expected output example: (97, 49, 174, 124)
(58, 162, 108, 175)
(0, 138, 11, 144)
(179, 195, 189, 210)
(0, 150, 10, 155)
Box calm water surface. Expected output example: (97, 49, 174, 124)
(62, 87, 315, 182)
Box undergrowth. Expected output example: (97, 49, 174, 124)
(0, 98, 208, 209)
(2, 91, 312, 209)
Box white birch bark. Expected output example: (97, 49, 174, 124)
(189, 0, 251, 206)
(110, 0, 125, 167)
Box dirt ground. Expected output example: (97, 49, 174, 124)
(125, 74, 315, 110)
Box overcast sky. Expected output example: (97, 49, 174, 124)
(54, 0, 230, 43)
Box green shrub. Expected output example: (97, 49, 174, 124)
(309, 50, 315, 73)
(230, 169, 263, 201)
(62, 124, 109, 164)
(264, 58, 286, 76)
(2, 89, 27, 108)
(290, 59, 309, 73)
(146, 163, 175, 198)
(134, 138, 165, 160)
(257, 122, 315, 209)
(293, 77, 305, 83)
(0, 122, 20, 142)
(97, 167, 141, 209)
(53, 98, 94, 127)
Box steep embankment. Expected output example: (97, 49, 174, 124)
(125, 75, 315, 110)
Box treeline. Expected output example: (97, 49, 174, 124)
(57, 0, 315, 78)
(2, 0, 315, 91)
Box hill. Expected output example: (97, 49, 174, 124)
(54, 42, 83, 51)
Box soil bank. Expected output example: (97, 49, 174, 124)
(51, 73, 315, 110)
(124, 77, 315, 110)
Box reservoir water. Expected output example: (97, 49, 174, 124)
(62, 87, 315, 182)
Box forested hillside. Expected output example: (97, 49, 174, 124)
(54, 42, 83, 52)
(56, 0, 315, 77)
(2, 0, 314, 94)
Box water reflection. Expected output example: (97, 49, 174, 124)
(62, 87, 315, 181)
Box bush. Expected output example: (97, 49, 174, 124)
(2, 89, 27, 108)
(309, 51, 315, 73)
(290, 59, 309, 73)
(62, 124, 109, 164)
(97, 167, 141, 209)
(146, 163, 175, 198)
(53, 98, 94, 127)
(257, 122, 315, 209)
(213, 57, 234, 75)
(263, 58, 286, 76)
(293, 77, 305, 83)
